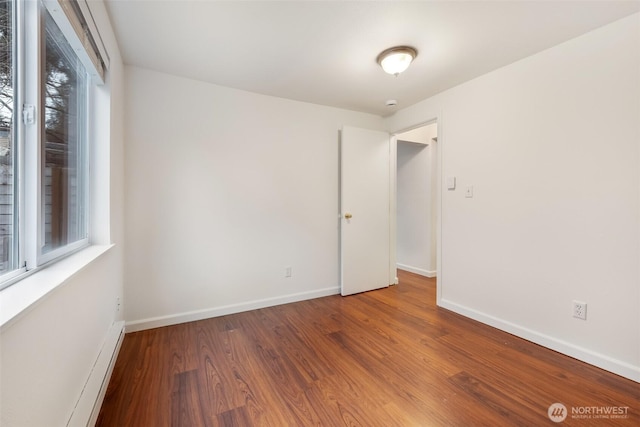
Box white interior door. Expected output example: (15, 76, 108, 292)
(340, 126, 391, 296)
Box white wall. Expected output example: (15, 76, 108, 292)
(386, 13, 640, 381)
(0, 2, 126, 425)
(124, 67, 383, 330)
(396, 123, 437, 277)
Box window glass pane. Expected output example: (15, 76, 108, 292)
(0, 0, 17, 275)
(42, 9, 87, 254)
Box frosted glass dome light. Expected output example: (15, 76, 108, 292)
(377, 46, 417, 76)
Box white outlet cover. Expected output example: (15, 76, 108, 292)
(573, 301, 587, 320)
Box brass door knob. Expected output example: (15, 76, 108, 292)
(344, 213, 353, 219)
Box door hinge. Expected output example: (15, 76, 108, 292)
(22, 104, 35, 125)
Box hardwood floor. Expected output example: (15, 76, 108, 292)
(97, 271, 639, 426)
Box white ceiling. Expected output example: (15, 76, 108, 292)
(104, 0, 639, 117)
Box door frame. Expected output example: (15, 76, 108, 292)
(389, 113, 443, 303)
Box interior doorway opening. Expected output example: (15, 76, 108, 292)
(395, 122, 438, 280)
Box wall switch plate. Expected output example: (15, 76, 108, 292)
(447, 177, 456, 190)
(285, 267, 292, 278)
(465, 186, 474, 198)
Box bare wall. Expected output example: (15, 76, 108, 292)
(386, 13, 640, 380)
(123, 67, 384, 330)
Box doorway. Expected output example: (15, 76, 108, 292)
(339, 122, 439, 296)
(394, 122, 438, 279)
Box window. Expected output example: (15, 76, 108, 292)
(0, 0, 106, 290)
(0, 0, 17, 279)
(42, 8, 88, 257)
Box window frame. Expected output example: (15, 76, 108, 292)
(0, 0, 27, 286)
(0, 0, 96, 290)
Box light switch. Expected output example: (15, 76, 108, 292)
(447, 177, 456, 190)
(465, 186, 474, 198)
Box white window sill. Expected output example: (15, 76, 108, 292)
(0, 244, 114, 330)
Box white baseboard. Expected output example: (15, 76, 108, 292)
(67, 320, 125, 427)
(126, 286, 340, 332)
(397, 263, 437, 278)
(438, 298, 640, 383)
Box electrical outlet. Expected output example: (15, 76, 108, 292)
(573, 301, 587, 320)
(285, 267, 292, 278)
(116, 297, 121, 312)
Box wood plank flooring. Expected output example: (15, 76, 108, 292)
(97, 271, 639, 426)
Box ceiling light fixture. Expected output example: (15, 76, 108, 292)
(377, 46, 417, 76)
